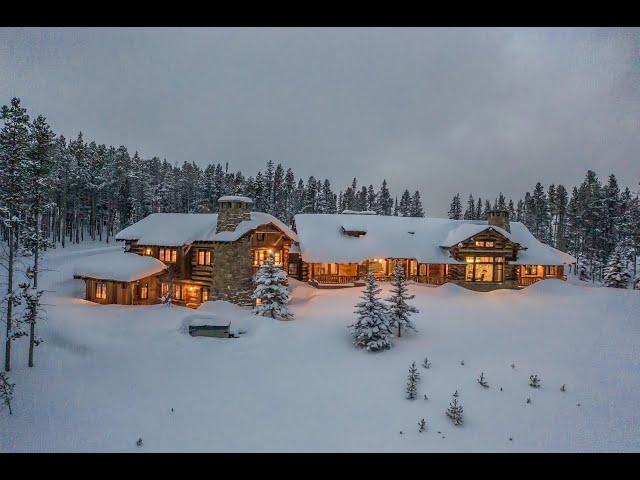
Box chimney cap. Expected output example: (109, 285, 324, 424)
(218, 195, 253, 204)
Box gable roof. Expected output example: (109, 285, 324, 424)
(115, 212, 298, 247)
(73, 251, 167, 282)
(293, 214, 576, 266)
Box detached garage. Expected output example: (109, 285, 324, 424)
(73, 251, 167, 305)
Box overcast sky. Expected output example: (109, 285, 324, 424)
(1, 27, 638, 215)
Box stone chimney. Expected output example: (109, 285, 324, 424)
(487, 209, 510, 233)
(216, 196, 253, 233)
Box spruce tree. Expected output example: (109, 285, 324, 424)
(348, 273, 391, 352)
(409, 190, 425, 217)
(603, 244, 631, 288)
(253, 253, 293, 320)
(464, 194, 476, 220)
(448, 193, 462, 220)
(405, 361, 420, 399)
(1, 97, 30, 372)
(446, 396, 464, 426)
(386, 264, 418, 337)
(0, 371, 14, 415)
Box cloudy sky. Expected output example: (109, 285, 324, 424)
(1, 27, 638, 215)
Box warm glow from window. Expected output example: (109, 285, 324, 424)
(254, 249, 281, 266)
(144, 247, 152, 256)
(202, 287, 209, 302)
(160, 248, 177, 263)
(197, 250, 212, 265)
(140, 283, 148, 300)
(173, 284, 182, 300)
(96, 282, 107, 300)
(465, 256, 504, 282)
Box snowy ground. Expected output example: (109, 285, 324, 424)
(1, 243, 639, 452)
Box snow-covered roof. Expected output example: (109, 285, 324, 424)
(341, 210, 377, 215)
(115, 212, 297, 246)
(440, 223, 514, 247)
(183, 313, 230, 328)
(218, 196, 253, 204)
(206, 212, 298, 243)
(293, 214, 577, 265)
(73, 252, 167, 282)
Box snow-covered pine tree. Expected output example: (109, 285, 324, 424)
(386, 264, 418, 337)
(348, 273, 391, 352)
(529, 374, 541, 388)
(253, 253, 293, 320)
(464, 194, 476, 220)
(418, 418, 426, 432)
(0, 371, 14, 415)
(448, 193, 462, 220)
(1, 97, 30, 372)
(603, 243, 631, 288)
(446, 396, 464, 426)
(477, 372, 489, 388)
(421, 356, 431, 369)
(406, 361, 420, 399)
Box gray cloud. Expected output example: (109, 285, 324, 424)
(1, 27, 638, 215)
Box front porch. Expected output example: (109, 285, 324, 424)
(306, 259, 448, 287)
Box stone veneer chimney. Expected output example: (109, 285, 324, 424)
(216, 196, 253, 233)
(487, 209, 510, 233)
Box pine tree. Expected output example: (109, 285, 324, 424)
(603, 243, 631, 288)
(418, 418, 426, 432)
(409, 190, 425, 217)
(446, 396, 464, 426)
(1, 97, 30, 372)
(421, 356, 431, 369)
(386, 264, 418, 337)
(448, 193, 462, 220)
(477, 372, 489, 388)
(348, 273, 391, 352)
(377, 180, 393, 215)
(529, 374, 541, 388)
(399, 190, 412, 217)
(253, 253, 292, 320)
(405, 361, 420, 399)
(464, 194, 476, 220)
(0, 371, 15, 415)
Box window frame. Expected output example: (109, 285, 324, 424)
(95, 282, 107, 300)
(464, 256, 505, 282)
(197, 249, 212, 266)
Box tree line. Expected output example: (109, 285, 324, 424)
(448, 172, 640, 283)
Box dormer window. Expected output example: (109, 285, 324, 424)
(475, 241, 494, 247)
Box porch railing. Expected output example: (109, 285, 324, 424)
(312, 275, 361, 284)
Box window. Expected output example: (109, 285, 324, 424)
(161, 283, 169, 297)
(140, 283, 148, 300)
(197, 250, 212, 266)
(474, 240, 494, 247)
(202, 287, 209, 302)
(159, 248, 177, 263)
(173, 284, 182, 300)
(256, 233, 265, 242)
(545, 265, 557, 277)
(254, 249, 281, 266)
(289, 262, 298, 275)
(409, 260, 418, 276)
(96, 282, 107, 300)
(419, 264, 427, 276)
(523, 265, 538, 276)
(143, 247, 152, 256)
(465, 256, 504, 282)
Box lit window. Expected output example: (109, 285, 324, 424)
(257, 233, 265, 242)
(475, 241, 485, 247)
(140, 283, 148, 300)
(289, 262, 298, 275)
(197, 250, 212, 265)
(143, 247, 152, 256)
(173, 284, 182, 300)
(160, 248, 177, 263)
(465, 256, 504, 282)
(545, 266, 557, 276)
(254, 249, 281, 266)
(202, 287, 209, 302)
(161, 283, 169, 296)
(96, 282, 107, 300)
(524, 265, 538, 276)
(485, 241, 494, 247)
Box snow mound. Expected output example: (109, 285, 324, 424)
(525, 278, 571, 294)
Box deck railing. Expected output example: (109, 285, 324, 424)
(312, 275, 361, 284)
(312, 274, 446, 286)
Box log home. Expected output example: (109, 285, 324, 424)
(75, 196, 298, 307)
(289, 210, 576, 291)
